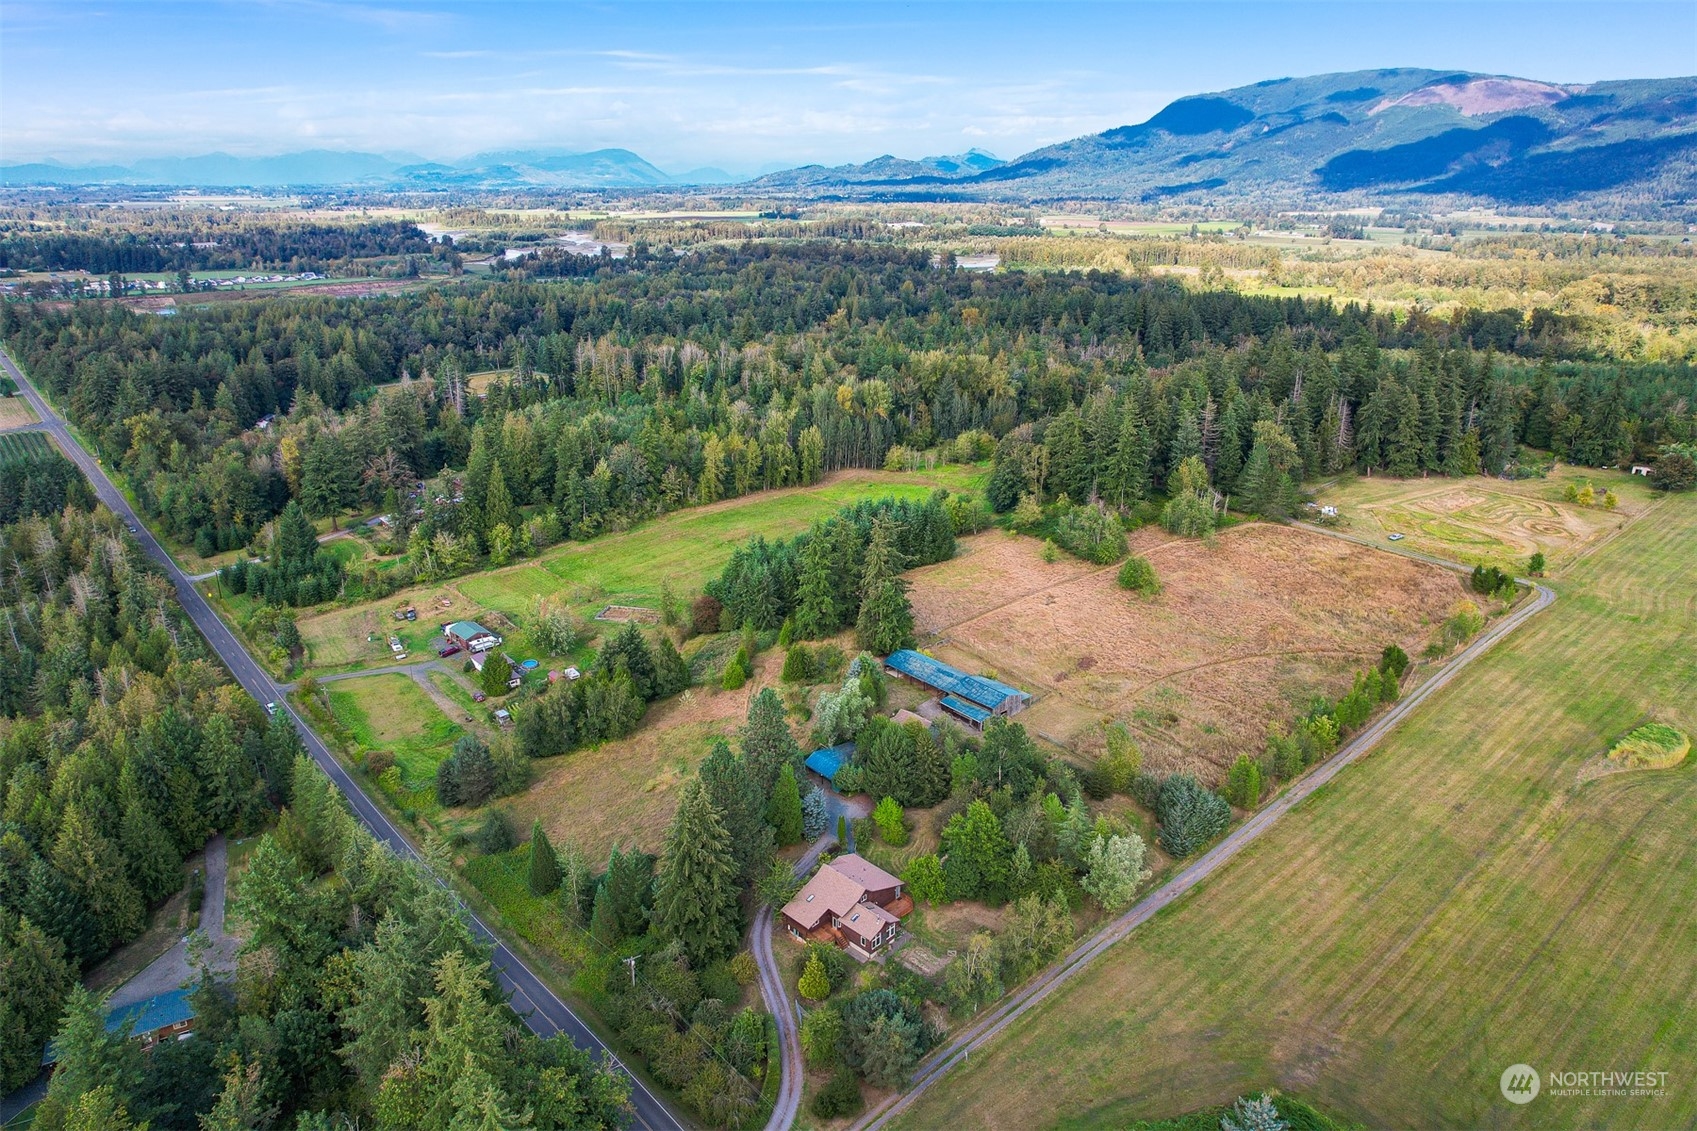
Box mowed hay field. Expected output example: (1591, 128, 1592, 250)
(909, 524, 1464, 780)
(0, 395, 39, 428)
(894, 495, 1697, 1131)
(1314, 465, 1658, 572)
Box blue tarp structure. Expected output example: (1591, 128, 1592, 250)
(882, 649, 1028, 711)
(805, 742, 854, 782)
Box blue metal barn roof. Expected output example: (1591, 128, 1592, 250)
(882, 650, 1028, 710)
(940, 695, 993, 725)
(805, 743, 855, 781)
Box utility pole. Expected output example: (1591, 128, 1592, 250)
(625, 955, 637, 987)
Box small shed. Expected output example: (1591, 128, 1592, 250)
(806, 742, 855, 783)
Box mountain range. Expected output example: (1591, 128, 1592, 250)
(5, 68, 1694, 207)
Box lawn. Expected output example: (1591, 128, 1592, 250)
(906, 523, 1465, 782)
(1312, 466, 1658, 573)
(893, 493, 1697, 1130)
(325, 673, 465, 784)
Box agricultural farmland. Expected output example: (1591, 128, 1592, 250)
(295, 466, 984, 675)
(1312, 465, 1657, 572)
(0, 395, 38, 430)
(324, 673, 466, 791)
(907, 522, 1466, 780)
(893, 494, 1697, 1131)
(0, 429, 54, 462)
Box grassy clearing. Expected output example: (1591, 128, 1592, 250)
(894, 495, 1697, 1130)
(1313, 466, 1657, 572)
(908, 524, 1463, 782)
(536, 467, 986, 619)
(325, 673, 464, 784)
(292, 467, 984, 676)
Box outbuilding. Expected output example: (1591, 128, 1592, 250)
(444, 620, 502, 653)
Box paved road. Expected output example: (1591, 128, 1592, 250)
(856, 575, 1557, 1130)
(0, 345, 687, 1131)
(107, 835, 241, 1012)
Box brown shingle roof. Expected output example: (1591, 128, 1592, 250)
(780, 864, 867, 931)
(779, 854, 905, 931)
(826, 853, 902, 893)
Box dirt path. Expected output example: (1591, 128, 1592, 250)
(856, 578, 1557, 1131)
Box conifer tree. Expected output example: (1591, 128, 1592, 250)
(854, 517, 913, 656)
(528, 822, 561, 895)
(768, 763, 804, 847)
(741, 687, 801, 796)
(699, 740, 776, 884)
(793, 531, 841, 638)
(798, 952, 831, 1001)
(653, 780, 741, 967)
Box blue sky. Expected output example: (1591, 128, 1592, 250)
(3, 1, 1693, 173)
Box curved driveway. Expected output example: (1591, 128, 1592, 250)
(0, 344, 686, 1131)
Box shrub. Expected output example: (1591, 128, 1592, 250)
(805, 940, 852, 993)
(729, 951, 759, 987)
(364, 750, 395, 779)
(1223, 754, 1262, 809)
(1528, 551, 1546, 576)
(811, 1065, 864, 1120)
(800, 1006, 843, 1069)
(1156, 773, 1231, 857)
(780, 645, 814, 684)
(690, 594, 723, 637)
(1127, 770, 1162, 811)
(1432, 601, 1486, 654)
(798, 952, 832, 1001)
(1099, 724, 1142, 791)
(721, 657, 748, 690)
(1608, 723, 1690, 769)
(872, 796, 907, 845)
(472, 809, 516, 854)
(1116, 554, 1161, 597)
(1378, 644, 1410, 680)
(900, 854, 946, 906)
(831, 764, 865, 795)
(1054, 502, 1128, 564)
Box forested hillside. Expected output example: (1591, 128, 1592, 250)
(2, 243, 1692, 578)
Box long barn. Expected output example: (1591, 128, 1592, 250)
(881, 649, 1029, 730)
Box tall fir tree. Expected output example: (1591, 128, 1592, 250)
(699, 740, 776, 884)
(653, 780, 741, 967)
(767, 763, 804, 847)
(528, 822, 561, 896)
(855, 517, 914, 656)
(741, 688, 801, 797)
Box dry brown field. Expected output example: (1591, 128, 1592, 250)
(907, 524, 1466, 781)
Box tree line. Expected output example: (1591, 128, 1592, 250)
(0, 220, 435, 275)
(6, 241, 1688, 586)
